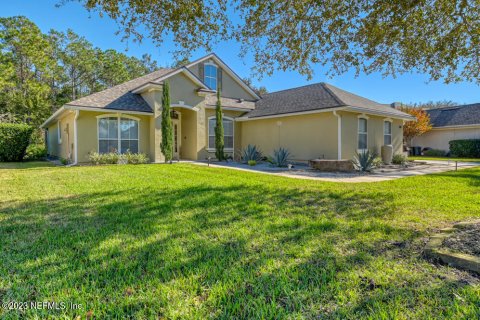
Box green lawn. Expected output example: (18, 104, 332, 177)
(1, 162, 479, 319)
(410, 156, 480, 163)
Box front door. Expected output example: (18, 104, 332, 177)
(172, 119, 181, 160)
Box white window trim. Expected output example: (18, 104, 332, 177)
(96, 114, 140, 154)
(204, 62, 218, 91)
(383, 119, 393, 146)
(357, 116, 368, 152)
(57, 120, 62, 144)
(207, 115, 234, 152)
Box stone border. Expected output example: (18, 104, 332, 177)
(425, 220, 480, 274)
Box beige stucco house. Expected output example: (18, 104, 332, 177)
(412, 104, 480, 152)
(41, 53, 414, 164)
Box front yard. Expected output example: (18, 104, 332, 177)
(1, 163, 479, 319)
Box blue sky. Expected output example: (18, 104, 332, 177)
(3, 0, 479, 104)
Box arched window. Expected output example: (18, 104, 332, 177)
(98, 115, 139, 153)
(204, 63, 218, 90)
(208, 117, 233, 150)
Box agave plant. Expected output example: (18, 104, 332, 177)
(272, 147, 291, 167)
(241, 144, 263, 163)
(352, 150, 377, 172)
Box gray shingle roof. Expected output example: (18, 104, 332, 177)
(66, 68, 174, 112)
(245, 82, 411, 119)
(426, 103, 480, 127)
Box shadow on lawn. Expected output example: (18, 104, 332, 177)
(0, 183, 433, 318)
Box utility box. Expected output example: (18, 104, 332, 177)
(381, 145, 393, 164)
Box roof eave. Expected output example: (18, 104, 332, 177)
(344, 106, 416, 121)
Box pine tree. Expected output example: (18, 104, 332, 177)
(160, 81, 173, 162)
(214, 89, 224, 161)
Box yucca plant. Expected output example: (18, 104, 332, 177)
(352, 150, 377, 172)
(241, 144, 263, 163)
(272, 147, 291, 167)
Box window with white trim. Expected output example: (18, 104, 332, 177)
(98, 116, 139, 153)
(57, 121, 62, 144)
(208, 117, 233, 150)
(384, 121, 392, 145)
(358, 118, 368, 150)
(204, 64, 218, 90)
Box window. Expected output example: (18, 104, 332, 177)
(57, 121, 62, 144)
(384, 121, 392, 145)
(358, 118, 368, 150)
(204, 63, 217, 90)
(208, 117, 233, 150)
(98, 116, 139, 153)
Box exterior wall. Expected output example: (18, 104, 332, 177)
(187, 60, 256, 101)
(46, 111, 75, 160)
(76, 111, 152, 163)
(412, 126, 480, 151)
(340, 112, 403, 160)
(240, 112, 339, 161)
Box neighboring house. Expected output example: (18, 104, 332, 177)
(412, 104, 480, 152)
(41, 53, 414, 164)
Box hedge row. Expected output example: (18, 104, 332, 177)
(449, 139, 480, 158)
(0, 123, 34, 162)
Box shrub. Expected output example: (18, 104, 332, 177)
(241, 144, 263, 163)
(24, 144, 47, 161)
(392, 153, 408, 165)
(88, 152, 149, 165)
(352, 150, 377, 172)
(372, 157, 384, 168)
(247, 160, 256, 166)
(271, 147, 291, 167)
(449, 139, 480, 158)
(0, 123, 33, 162)
(423, 149, 446, 157)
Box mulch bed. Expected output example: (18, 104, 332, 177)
(442, 223, 480, 256)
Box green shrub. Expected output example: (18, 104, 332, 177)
(352, 150, 377, 172)
(247, 160, 257, 166)
(423, 149, 446, 157)
(60, 158, 69, 166)
(0, 123, 33, 162)
(24, 144, 47, 161)
(372, 157, 384, 168)
(241, 144, 263, 163)
(88, 152, 149, 165)
(449, 139, 480, 158)
(271, 147, 291, 167)
(392, 153, 408, 165)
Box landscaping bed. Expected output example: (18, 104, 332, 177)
(442, 222, 480, 256)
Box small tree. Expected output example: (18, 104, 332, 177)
(214, 89, 224, 161)
(399, 106, 432, 146)
(160, 81, 173, 162)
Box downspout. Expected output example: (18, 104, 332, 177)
(333, 111, 342, 160)
(73, 110, 79, 165)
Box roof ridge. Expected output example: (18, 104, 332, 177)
(320, 82, 345, 106)
(262, 82, 326, 96)
(322, 82, 387, 107)
(427, 103, 480, 111)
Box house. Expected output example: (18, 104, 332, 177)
(412, 104, 480, 152)
(40, 53, 414, 164)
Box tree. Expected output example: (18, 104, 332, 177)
(242, 77, 268, 96)
(399, 106, 433, 146)
(160, 81, 173, 162)
(214, 89, 224, 161)
(75, 0, 480, 83)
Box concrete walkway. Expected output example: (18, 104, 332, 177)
(191, 160, 480, 183)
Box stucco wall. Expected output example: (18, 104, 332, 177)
(340, 112, 403, 159)
(412, 127, 480, 151)
(240, 112, 339, 161)
(46, 111, 75, 160)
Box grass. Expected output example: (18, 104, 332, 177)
(410, 156, 480, 163)
(1, 162, 479, 319)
